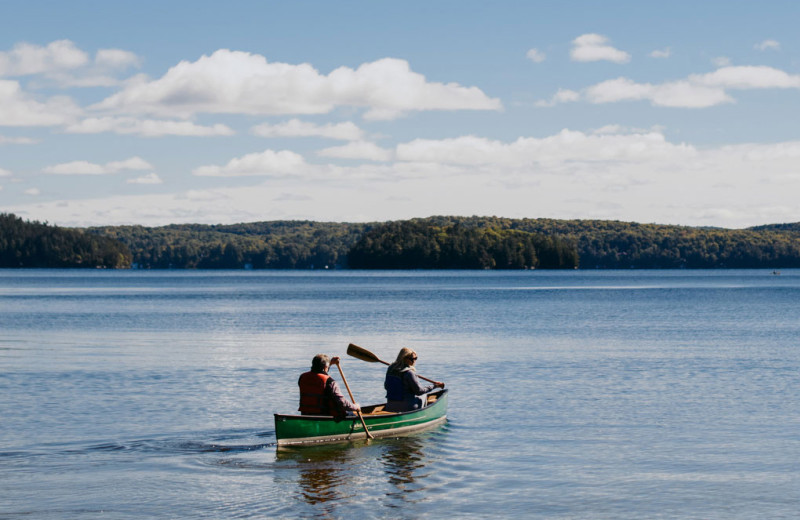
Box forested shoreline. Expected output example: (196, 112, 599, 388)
(2, 212, 800, 269)
(0, 213, 131, 268)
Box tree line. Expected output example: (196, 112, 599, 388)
(0, 213, 131, 268)
(3, 212, 800, 269)
(347, 220, 578, 269)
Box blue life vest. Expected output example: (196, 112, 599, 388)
(385, 365, 411, 401)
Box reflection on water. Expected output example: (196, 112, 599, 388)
(274, 430, 445, 514)
(381, 437, 428, 501)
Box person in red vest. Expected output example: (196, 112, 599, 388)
(298, 354, 360, 417)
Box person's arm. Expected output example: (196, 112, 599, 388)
(403, 370, 435, 396)
(326, 378, 359, 412)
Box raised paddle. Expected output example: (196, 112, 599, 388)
(334, 362, 373, 440)
(347, 343, 443, 387)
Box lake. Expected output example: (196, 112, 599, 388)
(1, 269, 799, 518)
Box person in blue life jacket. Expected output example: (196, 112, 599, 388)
(384, 347, 445, 413)
(298, 354, 360, 418)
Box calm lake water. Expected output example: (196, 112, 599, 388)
(2, 269, 799, 519)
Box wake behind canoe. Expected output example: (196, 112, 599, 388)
(274, 389, 448, 446)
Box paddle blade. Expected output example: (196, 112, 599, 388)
(347, 343, 386, 364)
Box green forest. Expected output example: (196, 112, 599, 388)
(347, 220, 578, 269)
(0, 213, 131, 268)
(3, 212, 800, 269)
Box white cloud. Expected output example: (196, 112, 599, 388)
(0, 40, 88, 77)
(692, 65, 800, 89)
(8, 128, 800, 229)
(0, 135, 37, 144)
(317, 141, 393, 161)
(755, 39, 780, 51)
(570, 34, 630, 64)
(539, 64, 800, 108)
(535, 88, 580, 107)
(395, 129, 695, 167)
(0, 167, 11, 176)
(95, 49, 142, 69)
(127, 172, 163, 184)
(650, 47, 671, 59)
(65, 117, 235, 137)
(43, 156, 153, 175)
(24, 188, 40, 196)
(92, 50, 502, 120)
(251, 119, 363, 140)
(712, 56, 732, 68)
(585, 77, 733, 108)
(526, 48, 546, 63)
(0, 79, 81, 126)
(192, 149, 307, 177)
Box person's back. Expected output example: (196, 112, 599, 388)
(384, 347, 443, 412)
(298, 353, 360, 417)
(298, 369, 332, 415)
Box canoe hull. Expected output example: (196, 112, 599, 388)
(274, 389, 448, 446)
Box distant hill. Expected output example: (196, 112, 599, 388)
(89, 216, 800, 269)
(90, 221, 372, 269)
(5, 213, 799, 269)
(0, 213, 131, 268)
(748, 223, 800, 234)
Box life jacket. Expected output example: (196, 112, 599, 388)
(298, 371, 332, 415)
(384, 365, 411, 402)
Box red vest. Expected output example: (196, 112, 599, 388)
(298, 371, 332, 415)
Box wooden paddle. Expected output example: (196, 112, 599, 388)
(347, 343, 442, 386)
(334, 362, 373, 440)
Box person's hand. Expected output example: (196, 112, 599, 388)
(353, 403, 360, 410)
(330, 356, 340, 365)
(434, 381, 445, 389)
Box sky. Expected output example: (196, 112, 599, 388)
(1, 0, 800, 229)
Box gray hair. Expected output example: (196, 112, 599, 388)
(311, 354, 330, 372)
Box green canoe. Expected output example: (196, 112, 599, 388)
(274, 389, 448, 446)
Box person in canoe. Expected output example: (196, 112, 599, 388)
(384, 347, 445, 412)
(298, 354, 361, 417)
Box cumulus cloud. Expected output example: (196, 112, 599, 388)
(0, 40, 88, 77)
(251, 119, 363, 140)
(317, 141, 393, 161)
(585, 77, 733, 107)
(570, 34, 630, 64)
(0, 167, 11, 176)
(535, 88, 580, 107)
(8, 128, 800, 228)
(0, 134, 37, 144)
(538, 65, 800, 108)
(0, 79, 81, 126)
(395, 129, 695, 167)
(712, 56, 732, 68)
(64, 117, 234, 137)
(755, 39, 780, 51)
(192, 149, 307, 177)
(526, 48, 546, 63)
(43, 156, 153, 175)
(24, 188, 41, 196)
(92, 50, 502, 120)
(95, 49, 142, 69)
(127, 172, 163, 184)
(650, 48, 671, 59)
(692, 65, 800, 89)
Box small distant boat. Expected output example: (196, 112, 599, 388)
(274, 389, 448, 446)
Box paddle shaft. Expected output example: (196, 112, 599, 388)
(347, 343, 441, 386)
(335, 364, 373, 439)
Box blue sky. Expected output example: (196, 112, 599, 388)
(2, 0, 799, 228)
